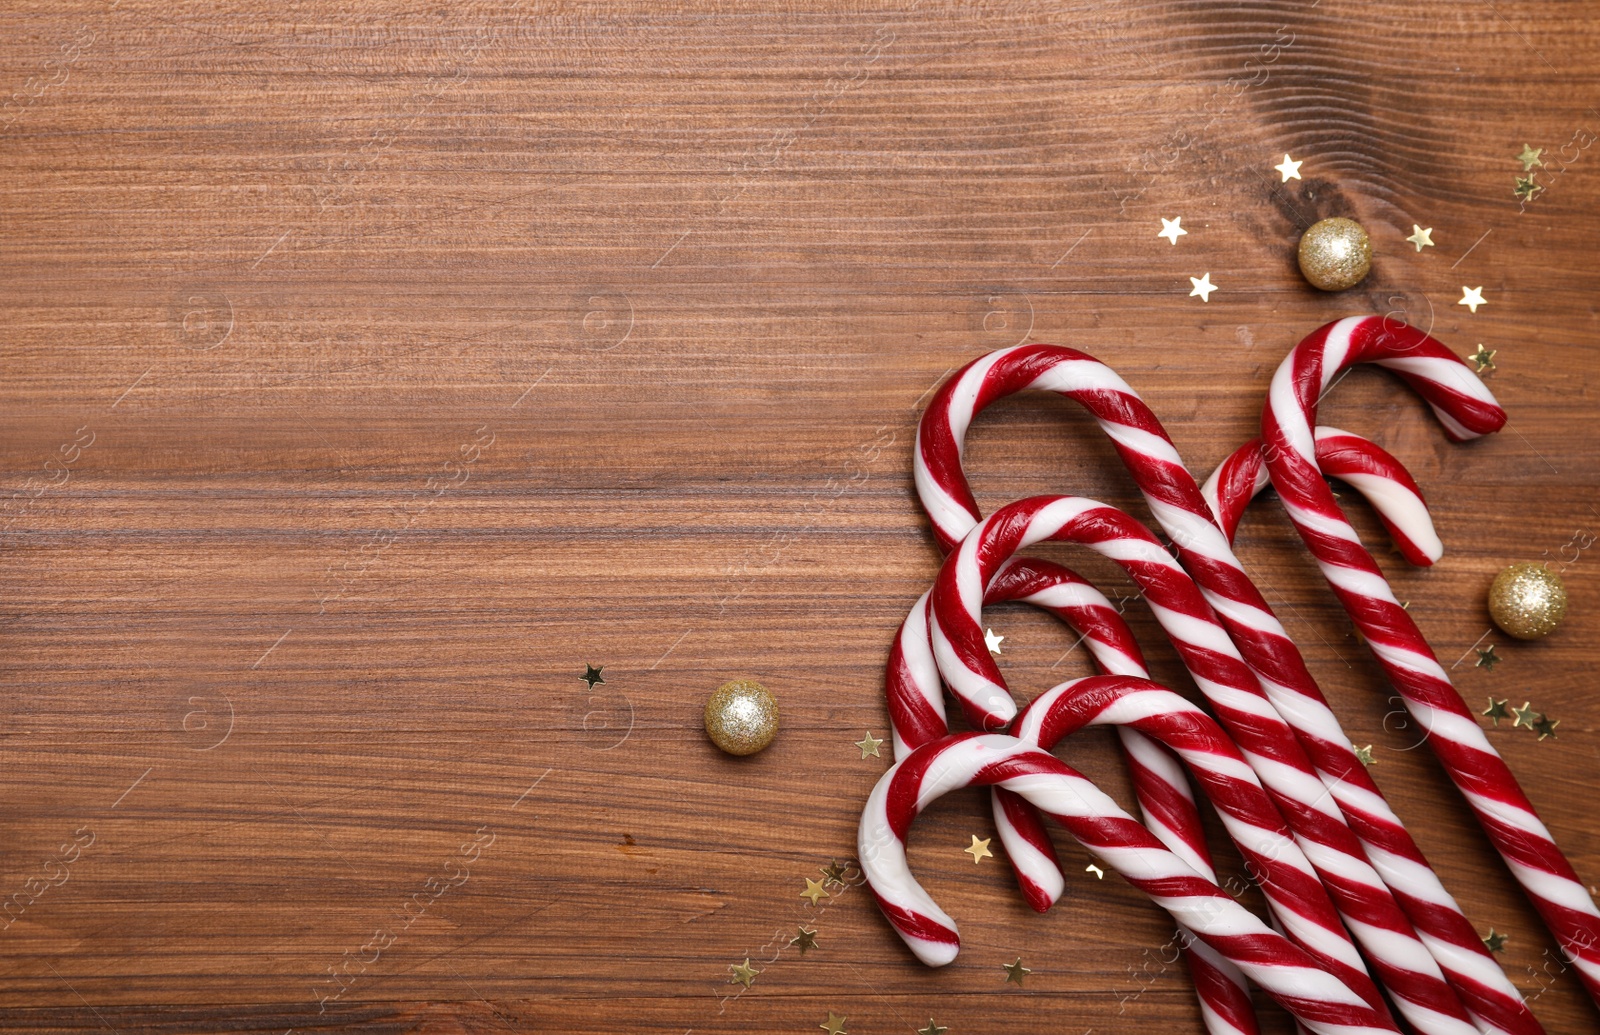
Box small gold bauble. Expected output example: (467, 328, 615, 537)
(1488, 563, 1567, 640)
(704, 679, 779, 756)
(1297, 217, 1372, 291)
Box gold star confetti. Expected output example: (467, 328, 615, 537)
(1469, 345, 1497, 374)
(1003, 958, 1032, 986)
(820, 1012, 849, 1035)
(821, 859, 850, 887)
(1512, 701, 1540, 731)
(1406, 225, 1435, 251)
(965, 836, 993, 864)
(1274, 153, 1303, 181)
(792, 926, 819, 954)
(1513, 176, 1542, 202)
(1483, 697, 1512, 725)
(1354, 744, 1376, 767)
(985, 628, 1004, 655)
(580, 663, 605, 689)
(1476, 645, 1501, 670)
(1158, 216, 1187, 245)
(801, 877, 829, 905)
(918, 1022, 949, 1035)
(1516, 144, 1544, 171)
(1483, 928, 1509, 953)
(1189, 273, 1216, 302)
(854, 731, 883, 759)
(1458, 286, 1487, 313)
(729, 958, 759, 987)
(1534, 715, 1560, 741)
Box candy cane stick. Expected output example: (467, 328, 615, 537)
(929, 494, 1481, 1035)
(1204, 427, 1441, 567)
(859, 733, 1401, 1035)
(888, 559, 1261, 1035)
(1262, 315, 1600, 1005)
(1205, 425, 1544, 1035)
(917, 345, 1538, 1035)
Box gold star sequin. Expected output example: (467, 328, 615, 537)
(1189, 273, 1216, 302)
(1274, 153, 1303, 181)
(1483, 928, 1509, 953)
(1534, 715, 1560, 741)
(985, 628, 1004, 655)
(1476, 645, 1501, 670)
(1512, 701, 1540, 731)
(1353, 744, 1376, 767)
(1086, 863, 1105, 879)
(1003, 958, 1032, 986)
(729, 958, 759, 987)
(918, 1022, 949, 1035)
(821, 859, 850, 887)
(792, 926, 819, 954)
(1513, 176, 1542, 202)
(580, 663, 605, 689)
(1158, 216, 1187, 245)
(820, 1012, 849, 1035)
(801, 877, 829, 905)
(1469, 345, 1497, 374)
(1459, 286, 1487, 313)
(1406, 225, 1435, 251)
(1516, 144, 1544, 171)
(1483, 697, 1512, 726)
(854, 732, 883, 759)
(965, 836, 993, 864)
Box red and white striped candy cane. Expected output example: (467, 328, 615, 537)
(1204, 422, 1544, 1035)
(1262, 315, 1600, 1006)
(1204, 427, 1440, 567)
(929, 494, 1483, 1035)
(887, 559, 1260, 1035)
(1010, 673, 1414, 1030)
(859, 732, 1401, 1035)
(916, 344, 1539, 1035)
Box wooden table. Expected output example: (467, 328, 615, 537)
(2, 3, 1596, 1031)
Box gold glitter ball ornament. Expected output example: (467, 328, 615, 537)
(1297, 217, 1372, 291)
(704, 679, 779, 755)
(1488, 563, 1567, 640)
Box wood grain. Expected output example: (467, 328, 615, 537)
(2, 2, 1598, 1031)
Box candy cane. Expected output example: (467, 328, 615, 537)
(1204, 427, 1440, 567)
(1262, 314, 1600, 1006)
(1205, 418, 1545, 1034)
(859, 732, 1401, 1035)
(1010, 673, 1412, 1020)
(929, 494, 1482, 1035)
(917, 345, 1538, 1035)
(888, 558, 1260, 1035)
